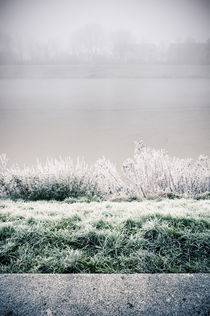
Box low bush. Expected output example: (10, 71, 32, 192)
(0, 142, 209, 200)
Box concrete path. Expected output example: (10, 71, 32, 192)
(0, 274, 209, 315)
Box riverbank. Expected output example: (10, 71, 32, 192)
(0, 198, 209, 273)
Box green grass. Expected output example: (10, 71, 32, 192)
(0, 198, 209, 273)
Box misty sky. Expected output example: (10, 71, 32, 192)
(0, 0, 209, 45)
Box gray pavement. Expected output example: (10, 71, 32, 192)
(0, 274, 209, 315)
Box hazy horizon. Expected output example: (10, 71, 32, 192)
(0, 0, 209, 44)
(0, 0, 209, 64)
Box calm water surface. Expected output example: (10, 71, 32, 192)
(0, 65, 209, 167)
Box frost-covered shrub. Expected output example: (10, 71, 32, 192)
(94, 157, 123, 198)
(122, 141, 210, 198)
(0, 156, 102, 200)
(0, 142, 209, 200)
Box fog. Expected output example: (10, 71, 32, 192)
(0, 0, 209, 64)
(0, 0, 209, 166)
(1, 0, 209, 42)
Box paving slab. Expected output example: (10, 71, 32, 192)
(0, 274, 209, 315)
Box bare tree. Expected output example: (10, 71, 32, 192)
(71, 24, 106, 61)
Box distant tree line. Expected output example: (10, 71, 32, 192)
(0, 26, 210, 64)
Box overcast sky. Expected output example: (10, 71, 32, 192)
(0, 0, 209, 44)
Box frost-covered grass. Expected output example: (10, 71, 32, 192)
(0, 198, 209, 273)
(0, 142, 209, 201)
